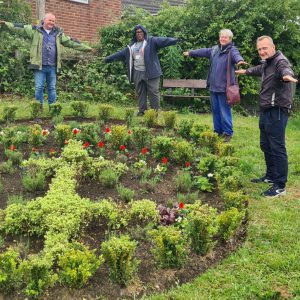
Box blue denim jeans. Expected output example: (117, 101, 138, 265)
(210, 91, 233, 136)
(259, 107, 289, 188)
(34, 65, 57, 105)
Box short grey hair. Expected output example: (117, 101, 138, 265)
(219, 29, 233, 40)
(257, 35, 274, 45)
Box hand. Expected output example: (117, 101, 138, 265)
(235, 69, 247, 75)
(282, 75, 298, 83)
(236, 61, 248, 66)
(183, 51, 190, 56)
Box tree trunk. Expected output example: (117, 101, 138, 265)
(36, 0, 45, 21)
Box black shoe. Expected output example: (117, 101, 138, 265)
(137, 111, 144, 116)
(251, 176, 273, 184)
(261, 185, 286, 197)
(223, 134, 232, 143)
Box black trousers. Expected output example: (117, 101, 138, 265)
(259, 107, 289, 188)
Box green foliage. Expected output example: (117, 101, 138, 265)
(22, 157, 60, 178)
(29, 101, 41, 119)
(177, 119, 194, 139)
(117, 184, 135, 202)
(101, 235, 138, 285)
(0, 248, 22, 293)
(54, 124, 72, 147)
(125, 108, 135, 128)
(98, 104, 114, 124)
(152, 135, 174, 160)
(149, 225, 188, 268)
(175, 170, 193, 193)
(185, 202, 218, 255)
(194, 176, 214, 192)
(98, 169, 120, 188)
(2, 105, 17, 123)
(173, 139, 195, 164)
(161, 44, 183, 79)
(58, 242, 103, 288)
(61, 139, 89, 164)
(144, 109, 158, 127)
(0, 160, 14, 174)
(198, 131, 220, 153)
(27, 124, 46, 148)
(222, 191, 248, 210)
(217, 142, 235, 157)
(4, 148, 23, 166)
(0, 125, 28, 148)
(163, 110, 177, 129)
(70, 101, 88, 118)
(217, 208, 245, 241)
(109, 124, 130, 149)
(190, 123, 210, 142)
(7, 194, 26, 206)
(78, 123, 101, 146)
(197, 155, 218, 176)
(132, 127, 152, 150)
(130, 199, 159, 225)
(49, 102, 62, 117)
(22, 171, 46, 192)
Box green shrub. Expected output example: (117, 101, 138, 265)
(27, 123, 47, 148)
(144, 109, 158, 127)
(101, 235, 138, 285)
(132, 127, 152, 151)
(117, 184, 135, 202)
(55, 124, 72, 147)
(0, 126, 28, 148)
(152, 135, 174, 160)
(7, 195, 27, 206)
(163, 111, 177, 129)
(79, 123, 101, 146)
(22, 171, 46, 192)
(0, 248, 22, 293)
(149, 225, 188, 268)
(109, 124, 130, 150)
(218, 172, 244, 192)
(4, 149, 23, 166)
(2, 105, 18, 123)
(61, 139, 89, 164)
(49, 102, 62, 117)
(173, 140, 195, 165)
(99, 169, 119, 188)
(177, 119, 194, 139)
(197, 155, 218, 176)
(98, 104, 114, 124)
(58, 242, 103, 288)
(217, 208, 245, 241)
(194, 176, 214, 192)
(199, 131, 219, 153)
(29, 101, 41, 119)
(175, 170, 193, 192)
(70, 101, 88, 118)
(190, 123, 209, 142)
(125, 108, 135, 128)
(0, 160, 14, 174)
(217, 142, 235, 157)
(223, 191, 248, 210)
(130, 199, 159, 225)
(177, 191, 199, 204)
(185, 202, 218, 255)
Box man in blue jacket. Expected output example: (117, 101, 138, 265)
(183, 29, 246, 141)
(104, 25, 178, 116)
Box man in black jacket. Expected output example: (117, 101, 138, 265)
(236, 35, 297, 197)
(104, 25, 178, 116)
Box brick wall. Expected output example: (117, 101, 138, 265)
(30, 0, 122, 42)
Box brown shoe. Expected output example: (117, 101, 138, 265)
(224, 134, 232, 142)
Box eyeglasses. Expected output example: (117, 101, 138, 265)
(136, 30, 143, 33)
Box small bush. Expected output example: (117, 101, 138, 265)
(163, 111, 177, 129)
(58, 242, 103, 288)
(49, 102, 62, 117)
(22, 171, 46, 192)
(5, 149, 23, 166)
(223, 191, 248, 210)
(177, 119, 194, 139)
(132, 127, 152, 151)
(99, 169, 119, 188)
(190, 123, 209, 142)
(217, 142, 235, 157)
(109, 125, 130, 150)
(177, 191, 199, 204)
(130, 199, 159, 225)
(27, 124, 47, 148)
(2, 105, 18, 123)
(217, 208, 245, 241)
(101, 235, 138, 285)
(29, 101, 41, 119)
(197, 155, 218, 176)
(194, 176, 214, 192)
(173, 140, 195, 165)
(0, 160, 15, 174)
(125, 108, 135, 128)
(149, 225, 188, 268)
(199, 131, 219, 153)
(117, 184, 135, 202)
(144, 109, 158, 127)
(70, 101, 88, 118)
(55, 124, 72, 147)
(152, 135, 174, 160)
(98, 104, 114, 124)
(175, 170, 193, 192)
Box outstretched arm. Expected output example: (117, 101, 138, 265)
(104, 48, 127, 63)
(60, 33, 92, 52)
(0, 21, 34, 39)
(153, 37, 178, 49)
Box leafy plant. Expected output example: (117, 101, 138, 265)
(2, 105, 18, 123)
(22, 171, 46, 192)
(173, 140, 195, 165)
(117, 184, 135, 202)
(98, 104, 114, 124)
(223, 191, 248, 210)
(29, 101, 41, 119)
(152, 135, 174, 160)
(27, 124, 47, 148)
(4, 148, 23, 166)
(99, 169, 119, 188)
(70, 101, 88, 118)
(144, 109, 158, 127)
(101, 235, 138, 285)
(163, 110, 177, 129)
(130, 199, 159, 225)
(175, 170, 193, 192)
(54, 124, 72, 147)
(49, 102, 62, 117)
(194, 176, 214, 192)
(109, 125, 130, 150)
(125, 108, 134, 128)
(132, 127, 152, 151)
(177, 119, 194, 139)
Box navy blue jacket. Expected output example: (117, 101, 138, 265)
(104, 25, 178, 81)
(189, 42, 243, 93)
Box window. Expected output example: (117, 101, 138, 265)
(70, 0, 89, 4)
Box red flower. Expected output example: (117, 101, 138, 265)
(162, 157, 168, 164)
(49, 148, 56, 155)
(72, 128, 80, 135)
(105, 127, 111, 133)
(185, 162, 191, 168)
(128, 130, 132, 135)
(98, 141, 105, 148)
(179, 202, 184, 209)
(42, 129, 49, 136)
(83, 141, 90, 148)
(9, 144, 16, 151)
(119, 145, 126, 151)
(141, 147, 148, 155)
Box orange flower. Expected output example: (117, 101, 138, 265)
(42, 129, 49, 136)
(9, 144, 16, 151)
(64, 140, 69, 145)
(83, 141, 90, 148)
(128, 130, 132, 135)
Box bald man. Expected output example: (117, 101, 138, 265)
(0, 14, 92, 109)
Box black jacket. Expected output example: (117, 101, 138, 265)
(246, 51, 294, 110)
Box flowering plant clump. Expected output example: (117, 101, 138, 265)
(42, 129, 49, 136)
(49, 148, 56, 157)
(154, 163, 167, 175)
(72, 128, 81, 135)
(28, 124, 48, 148)
(161, 157, 168, 164)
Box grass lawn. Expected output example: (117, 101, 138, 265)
(0, 99, 299, 299)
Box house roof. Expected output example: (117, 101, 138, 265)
(122, 0, 184, 15)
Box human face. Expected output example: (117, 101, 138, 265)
(43, 14, 56, 31)
(135, 29, 145, 42)
(219, 34, 231, 46)
(256, 38, 276, 60)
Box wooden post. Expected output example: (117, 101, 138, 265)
(36, 0, 45, 21)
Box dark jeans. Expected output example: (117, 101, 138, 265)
(259, 107, 288, 188)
